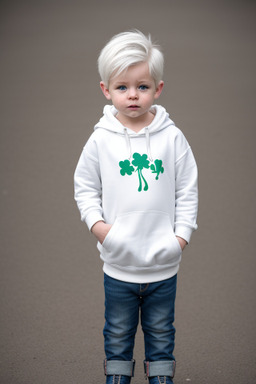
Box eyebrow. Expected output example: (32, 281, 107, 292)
(114, 81, 128, 85)
(114, 79, 151, 85)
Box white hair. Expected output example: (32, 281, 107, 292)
(98, 30, 164, 87)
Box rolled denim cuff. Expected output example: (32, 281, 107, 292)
(144, 360, 176, 378)
(103, 359, 135, 377)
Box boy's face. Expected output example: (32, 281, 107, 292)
(100, 62, 164, 128)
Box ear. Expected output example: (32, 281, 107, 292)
(100, 82, 112, 100)
(154, 81, 164, 99)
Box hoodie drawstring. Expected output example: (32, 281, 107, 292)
(124, 127, 153, 162)
(124, 128, 133, 160)
(145, 127, 153, 162)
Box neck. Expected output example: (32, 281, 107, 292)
(116, 111, 155, 133)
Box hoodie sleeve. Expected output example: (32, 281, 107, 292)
(74, 136, 104, 231)
(174, 132, 198, 243)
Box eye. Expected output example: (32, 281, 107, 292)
(138, 85, 149, 91)
(117, 85, 127, 91)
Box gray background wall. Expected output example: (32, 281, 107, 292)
(1, 1, 255, 383)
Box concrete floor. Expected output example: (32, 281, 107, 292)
(0, 1, 256, 383)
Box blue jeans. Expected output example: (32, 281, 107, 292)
(103, 273, 177, 379)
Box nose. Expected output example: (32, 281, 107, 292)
(128, 87, 138, 99)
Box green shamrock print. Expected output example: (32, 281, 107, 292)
(132, 153, 150, 192)
(119, 153, 164, 192)
(119, 159, 135, 176)
(150, 159, 164, 180)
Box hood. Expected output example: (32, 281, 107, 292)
(94, 104, 175, 161)
(94, 104, 174, 135)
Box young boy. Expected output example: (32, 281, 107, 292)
(74, 30, 198, 384)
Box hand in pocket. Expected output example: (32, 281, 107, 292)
(176, 236, 187, 251)
(91, 221, 112, 244)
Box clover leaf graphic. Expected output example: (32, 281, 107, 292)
(119, 159, 135, 176)
(119, 153, 164, 192)
(150, 159, 164, 180)
(131, 153, 150, 192)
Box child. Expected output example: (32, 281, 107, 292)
(74, 30, 198, 384)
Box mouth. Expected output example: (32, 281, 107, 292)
(128, 105, 140, 109)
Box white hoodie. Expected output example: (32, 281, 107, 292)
(74, 104, 198, 283)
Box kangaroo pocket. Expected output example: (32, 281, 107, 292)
(97, 211, 182, 269)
